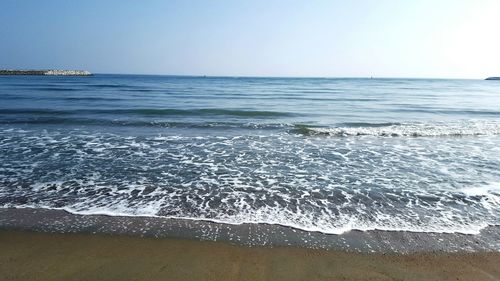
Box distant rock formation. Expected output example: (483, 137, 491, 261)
(0, 69, 92, 76)
(485, 77, 500, 80)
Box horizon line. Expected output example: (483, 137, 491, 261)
(0, 69, 490, 80)
(92, 72, 486, 80)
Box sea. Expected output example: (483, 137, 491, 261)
(1, 75, 499, 237)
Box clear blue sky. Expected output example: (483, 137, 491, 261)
(1, 0, 499, 78)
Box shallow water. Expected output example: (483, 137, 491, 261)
(1, 75, 499, 235)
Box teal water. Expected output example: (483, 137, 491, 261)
(1, 75, 499, 234)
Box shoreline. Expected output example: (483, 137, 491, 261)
(1, 229, 499, 281)
(1, 207, 499, 253)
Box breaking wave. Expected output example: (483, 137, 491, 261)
(293, 120, 500, 137)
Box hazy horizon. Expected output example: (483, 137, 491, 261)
(1, 0, 500, 79)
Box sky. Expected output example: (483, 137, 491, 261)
(1, 0, 499, 78)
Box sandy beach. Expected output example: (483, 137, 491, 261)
(1, 230, 499, 281)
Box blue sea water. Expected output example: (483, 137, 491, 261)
(0, 75, 499, 234)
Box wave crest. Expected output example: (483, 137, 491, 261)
(293, 121, 500, 137)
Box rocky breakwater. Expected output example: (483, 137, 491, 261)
(0, 69, 92, 76)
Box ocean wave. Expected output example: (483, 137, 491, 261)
(0, 108, 294, 118)
(1, 127, 499, 236)
(292, 121, 500, 137)
(2, 200, 495, 236)
(0, 118, 289, 129)
(2, 115, 500, 138)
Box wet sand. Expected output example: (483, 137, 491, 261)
(2, 208, 499, 253)
(1, 230, 500, 281)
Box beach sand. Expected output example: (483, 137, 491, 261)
(1, 230, 499, 281)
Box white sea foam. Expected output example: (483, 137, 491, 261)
(460, 182, 500, 209)
(3, 202, 493, 235)
(461, 182, 500, 197)
(306, 120, 500, 137)
(1, 126, 499, 236)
